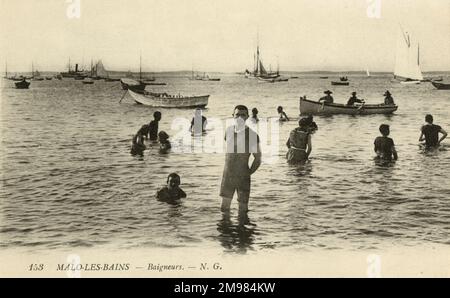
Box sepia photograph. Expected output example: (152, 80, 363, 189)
(0, 0, 449, 279)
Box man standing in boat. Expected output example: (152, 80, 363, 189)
(319, 90, 334, 104)
(419, 114, 447, 149)
(384, 91, 395, 105)
(220, 105, 262, 216)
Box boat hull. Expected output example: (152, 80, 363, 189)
(15, 81, 30, 89)
(299, 98, 398, 115)
(431, 81, 450, 90)
(120, 78, 146, 91)
(331, 81, 349, 86)
(128, 90, 209, 108)
(400, 80, 420, 85)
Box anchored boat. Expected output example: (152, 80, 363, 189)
(299, 97, 398, 115)
(431, 81, 450, 90)
(128, 89, 209, 108)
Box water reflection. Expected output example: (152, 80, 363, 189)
(216, 212, 256, 254)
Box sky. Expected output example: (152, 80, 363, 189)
(1, 0, 449, 72)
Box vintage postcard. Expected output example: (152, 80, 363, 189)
(1, 0, 449, 279)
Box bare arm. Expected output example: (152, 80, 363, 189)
(284, 112, 290, 121)
(306, 134, 312, 158)
(249, 143, 262, 175)
(286, 137, 291, 148)
(419, 132, 425, 142)
(439, 129, 448, 144)
(392, 145, 398, 160)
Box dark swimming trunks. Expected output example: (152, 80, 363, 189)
(220, 126, 260, 203)
(421, 124, 442, 147)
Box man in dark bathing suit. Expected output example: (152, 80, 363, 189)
(220, 105, 262, 215)
(419, 114, 447, 149)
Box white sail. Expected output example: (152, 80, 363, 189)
(96, 60, 109, 78)
(394, 28, 423, 80)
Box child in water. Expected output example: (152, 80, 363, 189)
(130, 131, 146, 156)
(374, 124, 398, 161)
(158, 131, 171, 153)
(156, 173, 187, 202)
(277, 106, 290, 122)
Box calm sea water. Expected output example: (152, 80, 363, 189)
(1, 74, 449, 254)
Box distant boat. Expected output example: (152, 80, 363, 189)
(60, 58, 88, 78)
(431, 81, 450, 90)
(15, 79, 30, 89)
(290, 76, 299, 79)
(45, 77, 53, 80)
(189, 70, 220, 81)
(299, 97, 397, 115)
(105, 77, 120, 82)
(319, 76, 329, 79)
(331, 81, 349, 86)
(128, 89, 209, 108)
(32, 66, 44, 81)
(120, 78, 146, 91)
(257, 76, 288, 83)
(339, 76, 349, 82)
(82, 78, 94, 84)
(55, 74, 63, 80)
(244, 33, 280, 80)
(145, 82, 168, 86)
(393, 27, 423, 84)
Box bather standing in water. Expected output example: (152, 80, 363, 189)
(190, 108, 208, 135)
(156, 173, 187, 202)
(286, 118, 312, 164)
(419, 114, 447, 149)
(374, 124, 398, 161)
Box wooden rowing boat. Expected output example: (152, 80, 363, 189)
(299, 97, 398, 115)
(128, 89, 209, 108)
(431, 81, 450, 90)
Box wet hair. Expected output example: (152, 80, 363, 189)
(252, 108, 258, 115)
(154, 111, 162, 119)
(233, 105, 249, 114)
(277, 106, 283, 112)
(167, 173, 180, 184)
(425, 114, 433, 124)
(379, 124, 390, 136)
(158, 131, 169, 140)
(299, 118, 309, 127)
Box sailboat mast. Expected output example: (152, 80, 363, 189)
(139, 54, 142, 81)
(418, 43, 420, 66)
(5, 61, 7, 78)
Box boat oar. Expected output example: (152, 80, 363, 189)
(119, 90, 128, 103)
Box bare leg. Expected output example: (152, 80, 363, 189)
(238, 202, 248, 215)
(221, 196, 232, 212)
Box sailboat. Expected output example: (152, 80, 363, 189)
(366, 68, 371, 77)
(393, 27, 423, 85)
(245, 34, 280, 80)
